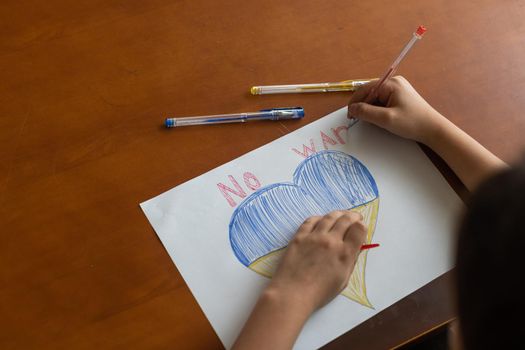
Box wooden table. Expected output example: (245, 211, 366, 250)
(2, 0, 525, 348)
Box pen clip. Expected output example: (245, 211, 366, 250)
(274, 110, 295, 117)
(259, 107, 304, 120)
(260, 107, 304, 120)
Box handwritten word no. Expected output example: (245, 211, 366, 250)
(217, 172, 261, 207)
(291, 125, 348, 158)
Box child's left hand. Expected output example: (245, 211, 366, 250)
(233, 211, 367, 350)
(267, 210, 367, 313)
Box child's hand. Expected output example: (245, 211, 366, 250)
(232, 212, 366, 350)
(348, 76, 446, 144)
(267, 210, 367, 313)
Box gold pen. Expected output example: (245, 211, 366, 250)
(250, 79, 375, 95)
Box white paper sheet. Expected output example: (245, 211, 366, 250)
(140, 107, 462, 349)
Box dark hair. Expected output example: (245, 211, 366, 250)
(456, 161, 525, 349)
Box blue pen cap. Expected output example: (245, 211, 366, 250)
(165, 118, 176, 128)
(259, 107, 304, 120)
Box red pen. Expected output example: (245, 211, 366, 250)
(365, 25, 427, 103)
(360, 243, 380, 251)
(347, 25, 426, 130)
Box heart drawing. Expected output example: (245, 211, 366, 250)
(229, 150, 379, 308)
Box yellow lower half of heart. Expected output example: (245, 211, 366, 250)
(248, 198, 379, 308)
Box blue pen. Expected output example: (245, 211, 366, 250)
(165, 107, 304, 128)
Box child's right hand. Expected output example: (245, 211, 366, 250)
(348, 75, 506, 191)
(348, 76, 447, 145)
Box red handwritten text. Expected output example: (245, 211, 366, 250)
(291, 125, 349, 158)
(218, 172, 262, 207)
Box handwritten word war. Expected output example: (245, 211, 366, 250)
(291, 125, 348, 158)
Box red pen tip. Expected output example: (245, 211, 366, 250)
(416, 25, 427, 37)
(361, 243, 380, 251)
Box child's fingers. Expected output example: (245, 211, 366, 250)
(348, 78, 398, 113)
(297, 216, 322, 234)
(312, 211, 345, 234)
(343, 221, 367, 254)
(329, 212, 363, 240)
(348, 81, 377, 105)
(348, 102, 394, 129)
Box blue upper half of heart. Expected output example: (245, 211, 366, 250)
(229, 150, 379, 266)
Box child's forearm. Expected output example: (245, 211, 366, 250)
(424, 114, 507, 191)
(232, 287, 313, 350)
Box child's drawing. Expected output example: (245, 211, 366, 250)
(229, 150, 379, 307)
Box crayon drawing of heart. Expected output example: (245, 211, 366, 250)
(229, 150, 379, 307)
